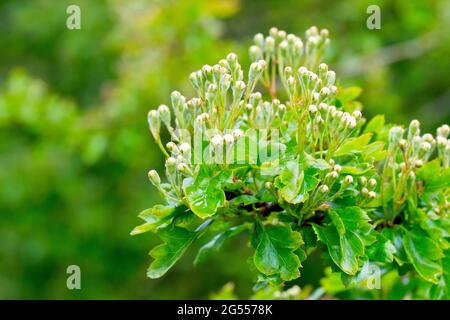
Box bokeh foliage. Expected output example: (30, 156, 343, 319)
(0, 0, 448, 299)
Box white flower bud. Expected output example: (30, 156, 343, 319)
(437, 136, 447, 147)
(368, 178, 377, 188)
(399, 139, 407, 151)
(368, 191, 376, 199)
(179, 142, 191, 155)
(359, 176, 367, 186)
(158, 104, 171, 125)
(235, 80, 246, 91)
(352, 110, 362, 120)
(328, 105, 336, 113)
(223, 134, 234, 144)
(233, 129, 244, 139)
(415, 159, 423, 168)
(211, 135, 223, 146)
(265, 36, 275, 53)
(437, 124, 449, 138)
(420, 141, 431, 152)
(166, 157, 176, 167)
(330, 171, 339, 179)
(148, 110, 160, 139)
(265, 181, 273, 189)
(326, 71, 336, 86)
(361, 187, 369, 196)
(177, 162, 188, 172)
(254, 33, 264, 47)
(148, 170, 160, 186)
(333, 165, 342, 173)
(422, 133, 434, 143)
(344, 175, 353, 185)
(166, 141, 177, 151)
(346, 116, 357, 129)
(319, 185, 329, 193)
(320, 29, 329, 37)
(308, 104, 318, 113)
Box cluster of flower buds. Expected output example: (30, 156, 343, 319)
(188, 53, 267, 130)
(384, 120, 449, 218)
(388, 120, 441, 170)
(300, 160, 374, 213)
(249, 26, 330, 80)
(436, 124, 449, 168)
(304, 103, 362, 156)
(245, 96, 286, 129)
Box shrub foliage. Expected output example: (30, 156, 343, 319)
(133, 27, 449, 299)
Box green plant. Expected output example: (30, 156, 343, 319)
(133, 27, 449, 299)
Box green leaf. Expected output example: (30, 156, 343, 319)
(305, 154, 331, 171)
(364, 115, 385, 134)
(276, 159, 318, 204)
(253, 221, 303, 281)
(195, 224, 249, 265)
(337, 86, 362, 102)
(185, 166, 230, 218)
(334, 133, 373, 156)
(382, 227, 408, 265)
(131, 204, 187, 235)
(147, 226, 196, 279)
(362, 142, 387, 162)
(403, 228, 444, 284)
(416, 159, 450, 191)
(229, 195, 259, 206)
(147, 220, 211, 279)
(430, 250, 450, 299)
(313, 224, 364, 275)
(366, 232, 396, 263)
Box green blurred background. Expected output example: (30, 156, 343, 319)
(0, 0, 449, 299)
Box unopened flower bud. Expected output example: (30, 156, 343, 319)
(368, 178, 377, 188)
(179, 142, 191, 155)
(389, 126, 404, 150)
(408, 120, 421, 141)
(415, 159, 423, 168)
(308, 104, 318, 113)
(361, 187, 369, 196)
(319, 185, 329, 193)
(265, 36, 275, 53)
(346, 116, 357, 129)
(166, 157, 176, 167)
(265, 181, 273, 189)
(158, 104, 171, 125)
(249, 45, 263, 62)
(352, 110, 362, 120)
(148, 110, 160, 139)
(437, 136, 447, 147)
(211, 135, 223, 146)
(437, 124, 449, 138)
(233, 129, 244, 139)
(148, 170, 161, 186)
(254, 33, 264, 47)
(177, 162, 188, 172)
(399, 139, 407, 151)
(359, 176, 367, 186)
(368, 191, 376, 199)
(344, 175, 354, 185)
(223, 134, 234, 144)
(333, 164, 342, 173)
